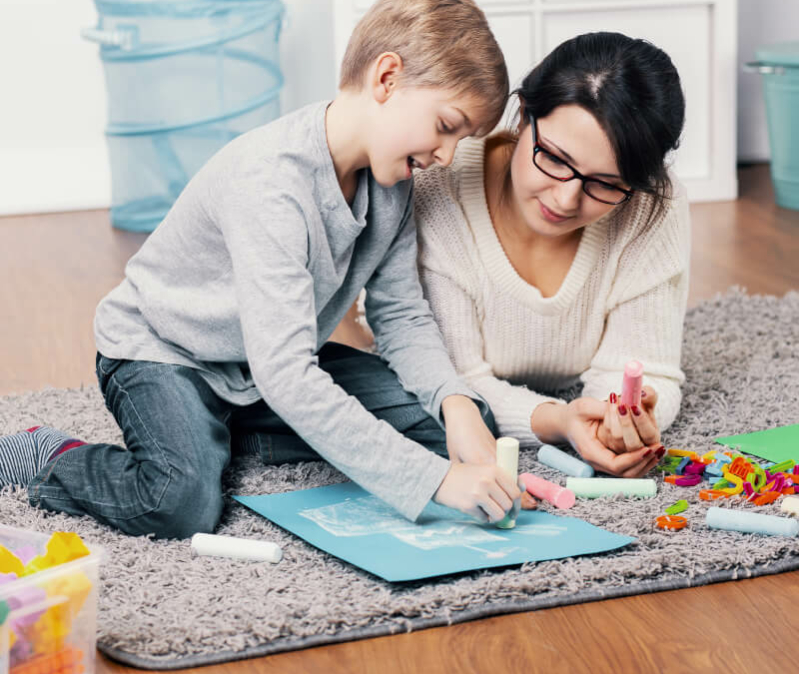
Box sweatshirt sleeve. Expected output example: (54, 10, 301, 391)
(421, 267, 564, 447)
(580, 187, 691, 431)
(220, 190, 450, 521)
(364, 190, 488, 425)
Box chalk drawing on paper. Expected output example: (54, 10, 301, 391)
(298, 495, 570, 560)
(298, 496, 412, 537)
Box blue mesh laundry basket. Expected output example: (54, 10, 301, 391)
(83, 0, 285, 232)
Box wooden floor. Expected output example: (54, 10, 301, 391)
(1, 164, 798, 673)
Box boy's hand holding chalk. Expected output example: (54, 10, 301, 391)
(434, 461, 521, 524)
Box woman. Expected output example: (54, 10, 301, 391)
(414, 32, 689, 478)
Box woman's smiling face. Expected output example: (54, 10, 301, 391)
(508, 104, 631, 238)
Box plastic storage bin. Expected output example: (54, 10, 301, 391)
(83, 0, 285, 232)
(749, 41, 799, 211)
(0, 526, 103, 674)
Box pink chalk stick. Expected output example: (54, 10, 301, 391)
(621, 360, 644, 408)
(520, 473, 575, 510)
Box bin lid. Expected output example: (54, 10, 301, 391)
(755, 41, 799, 67)
(94, 0, 282, 18)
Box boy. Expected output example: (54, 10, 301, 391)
(0, 0, 519, 538)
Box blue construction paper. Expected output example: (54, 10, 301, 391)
(234, 483, 635, 582)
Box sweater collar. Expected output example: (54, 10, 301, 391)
(456, 137, 610, 314)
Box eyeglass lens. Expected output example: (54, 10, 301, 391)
(534, 149, 629, 204)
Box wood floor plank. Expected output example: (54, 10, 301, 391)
(0, 209, 146, 395)
(2, 164, 798, 673)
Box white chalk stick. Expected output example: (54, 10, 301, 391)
(190, 533, 283, 563)
(781, 495, 799, 517)
(496, 437, 520, 481)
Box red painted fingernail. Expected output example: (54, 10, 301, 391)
(619, 404, 627, 416)
(632, 405, 641, 416)
(656, 446, 666, 458)
(609, 392, 617, 404)
(644, 449, 653, 457)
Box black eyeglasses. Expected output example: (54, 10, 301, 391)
(528, 113, 634, 206)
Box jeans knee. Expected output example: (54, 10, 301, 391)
(145, 475, 223, 539)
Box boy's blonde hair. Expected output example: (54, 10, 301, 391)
(339, 0, 509, 135)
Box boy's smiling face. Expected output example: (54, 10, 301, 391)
(363, 53, 488, 187)
(369, 86, 483, 187)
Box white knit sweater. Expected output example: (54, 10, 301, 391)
(414, 137, 691, 446)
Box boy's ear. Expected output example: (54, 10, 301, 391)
(371, 51, 403, 104)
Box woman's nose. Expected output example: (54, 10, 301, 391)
(551, 178, 583, 213)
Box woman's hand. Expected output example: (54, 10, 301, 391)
(598, 386, 661, 453)
(532, 399, 663, 478)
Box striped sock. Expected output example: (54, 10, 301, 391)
(0, 426, 86, 487)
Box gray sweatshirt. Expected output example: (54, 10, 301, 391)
(95, 100, 480, 520)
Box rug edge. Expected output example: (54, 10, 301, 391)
(98, 554, 799, 670)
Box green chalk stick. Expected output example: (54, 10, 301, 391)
(566, 477, 657, 499)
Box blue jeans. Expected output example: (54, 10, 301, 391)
(28, 343, 493, 539)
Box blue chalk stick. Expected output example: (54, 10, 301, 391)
(538, 444, 594, 478)
(706, 507, 799, 537)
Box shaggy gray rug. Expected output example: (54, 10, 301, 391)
(2, 288, 799, 669)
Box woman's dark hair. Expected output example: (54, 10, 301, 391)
(514, 32, 685, 218)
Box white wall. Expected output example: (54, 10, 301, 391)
(737, 0, 799, 162)
(0, 0, 791, 215)
(0, 0, 336, 216)
(0, 0, 109, 215)
(277, 0, 336, 121)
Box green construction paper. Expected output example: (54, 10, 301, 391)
(715, 424, 799, 463)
